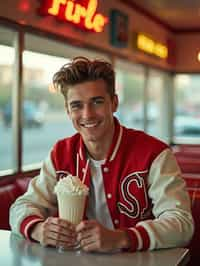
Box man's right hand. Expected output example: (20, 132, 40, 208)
(30, 217, 77, 249)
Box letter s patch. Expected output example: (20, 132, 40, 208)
(117, 171, 149, 219)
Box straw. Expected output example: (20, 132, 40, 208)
(76, 153, 79, 177)
(82, 159, 89, 184)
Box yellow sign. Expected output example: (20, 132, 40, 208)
(136, 33, 168, 59)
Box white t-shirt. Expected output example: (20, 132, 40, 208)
(86, 158, 114, 229)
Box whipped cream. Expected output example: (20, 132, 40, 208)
(54, 175, 89, 196)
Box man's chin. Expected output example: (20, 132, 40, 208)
(81, 134, 99, 143)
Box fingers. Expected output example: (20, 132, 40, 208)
(78, 233, 100, 252)
(46, 217, 75, 236)
(76, 219, 96, 232)
(77, 227, 94, 244)
(80, 239, 99, 252)
(76, 220, 122, 253)
(41, 233, 76, 248)
(76, 220, 103, 252)
(39, 217, 77, 248)
(47, 217, 75, 230)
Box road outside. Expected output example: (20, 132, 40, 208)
(0, 113, 75, 171)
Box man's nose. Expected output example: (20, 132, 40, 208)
(82, 103, 95, 118)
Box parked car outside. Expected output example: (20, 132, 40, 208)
(2, 101, 45, 128)
(175, 115, 200, 136)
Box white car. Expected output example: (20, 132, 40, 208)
(175, 115, 200, 136)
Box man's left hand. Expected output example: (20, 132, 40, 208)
(76, 219, 130, 253)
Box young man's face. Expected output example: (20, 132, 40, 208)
(66, 79, 118, 146)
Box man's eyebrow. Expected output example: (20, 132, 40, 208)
(91, 96, 105, 101)
(69, 100, 82, 106)
(69, 96, 104, 105)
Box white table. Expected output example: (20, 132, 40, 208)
(0, 230, 190, 266)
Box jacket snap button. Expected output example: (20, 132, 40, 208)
(104, 167, 109, 172)
(107, 193, 112, 199)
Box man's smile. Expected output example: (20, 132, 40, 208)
(80, 121, 101, 128)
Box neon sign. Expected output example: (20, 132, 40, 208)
(38, 0, 108, 33)
(136, 33, 168, 59)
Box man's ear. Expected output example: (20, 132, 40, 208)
(112, 94, 119, 113)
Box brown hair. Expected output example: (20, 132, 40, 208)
(53, 56, 115, 100)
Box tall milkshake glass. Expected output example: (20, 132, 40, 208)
(54, 174, 89, 251)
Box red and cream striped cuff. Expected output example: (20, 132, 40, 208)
(125, 225, 150, 251)
(20, 215, 44, 240)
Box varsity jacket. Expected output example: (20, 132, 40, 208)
(10, 118, 194, 251)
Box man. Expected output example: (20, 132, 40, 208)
(10, 57, 194, 253)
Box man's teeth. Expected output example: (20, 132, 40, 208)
(83, 122, 98, 128)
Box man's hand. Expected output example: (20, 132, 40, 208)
(30, 217, 77, 249)
(76, 220, 130, 253)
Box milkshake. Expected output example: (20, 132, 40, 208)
(54, 174, 89, 225)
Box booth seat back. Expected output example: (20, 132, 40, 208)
(176, 157, 200, 174)
(0, 177, 31, 230)
(183, 174, 200, 266)
(187, 189, 200, 266)
(174, 150, 200, 159)
(173, 144, 200, 154)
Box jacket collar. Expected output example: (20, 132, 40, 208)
(78, 117, 123, 163)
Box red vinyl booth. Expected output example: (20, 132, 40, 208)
(0, 178, 31, 230)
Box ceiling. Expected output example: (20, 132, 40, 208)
(122, 0, 200, 32)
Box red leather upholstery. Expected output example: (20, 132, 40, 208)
(188, 188, 200, 266)
(173, 144, 200, 154)
(0, 178, 31, 230)
(176, 157, 200, 174)
(173, 144, 200, 174)
(174, 150, 200, 159)
(183, 173, 200, 194)
(15, 177, 31, 193)
(182, 173, 200, 266)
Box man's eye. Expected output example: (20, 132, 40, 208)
(70, 103, 82, 110)
(93, 99, 104, 105)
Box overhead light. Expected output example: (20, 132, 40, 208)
(197, 52, 200, 62)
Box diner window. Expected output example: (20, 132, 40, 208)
(146, 69, 170, 141)
(115, 60, 145, 130)
(23, 34, 109, 170)
(0, 27, 15, 173)
(174, 74, 200, 144)
(22, 51, 71, 168)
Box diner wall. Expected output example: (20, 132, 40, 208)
(175, 33, 200, 73)
(1, 1, 200, 72)
(0, 0, 173, 70)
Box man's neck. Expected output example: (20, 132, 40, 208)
(85, 127, 115, 160)
(86, 141, 109, 161)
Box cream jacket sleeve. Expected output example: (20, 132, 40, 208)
(9, 152, 58, 237)
(136, 148, 194, 250)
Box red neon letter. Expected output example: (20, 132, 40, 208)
(65, 2, 86, 24)
(48, 0, 66, 15)
(84, 0, 97, 30)
(93, 14, 108, 32)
